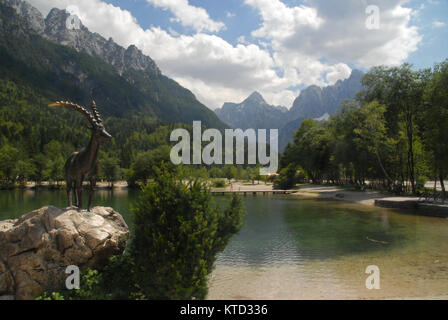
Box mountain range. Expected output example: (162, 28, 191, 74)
(215, 91, 288, 131)
(2, 0, 363, 156)
(214, 70, 364, 151)
(1, 0, 227, 129)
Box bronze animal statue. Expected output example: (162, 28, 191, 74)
(49, 100, 112, 211)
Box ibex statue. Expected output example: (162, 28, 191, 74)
(49, 100, 112, 211)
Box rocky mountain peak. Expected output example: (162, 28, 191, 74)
(45, 6, 70, 23)
(350, 69, 364, 79)
(6, 0, 45, 34)
(8, 0, 160, 77)
(215, 91, 290, 130)
(289, 69, 363, 120)
(245, 91, 266, 105)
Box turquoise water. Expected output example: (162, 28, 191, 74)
(214, 196, 410, 265)
(1, 189, 447, 299)
(0, 188, 139, 223)
(0, 190, 409, 262)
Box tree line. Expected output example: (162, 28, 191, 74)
(277, 60, 448, 200)
(0, 78, 263, 188)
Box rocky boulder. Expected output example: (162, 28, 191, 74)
(0, 206, 129, 300)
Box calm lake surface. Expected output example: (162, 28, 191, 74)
(1, 189, 447, 299)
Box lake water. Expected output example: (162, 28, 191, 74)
(1, 189, 447, 299)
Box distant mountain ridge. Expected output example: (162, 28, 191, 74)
(7, 0, 160, 76)
(289, 69, 364, 120)
(215, 91, 288, 131)
(215, 70, 364, 151)
(2, 0, 227, 129)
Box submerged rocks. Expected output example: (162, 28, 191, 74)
(0, 206, 129, 300)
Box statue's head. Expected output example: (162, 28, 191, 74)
(49, 100, 112, 142)
(90, 122, 112, 142)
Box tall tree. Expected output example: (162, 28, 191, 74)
(423, 59, 448, 201)
(359, 64, 426, 193)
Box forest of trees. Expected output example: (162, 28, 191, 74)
(0, 78, 262, 188)
(277, 60, 448, 200)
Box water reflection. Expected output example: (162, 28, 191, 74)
(215, 196, 416, 266)
(0, 188, 139, 225)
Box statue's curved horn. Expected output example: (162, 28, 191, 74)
(90, 100, 103, 124)
(49, 101, 98, 127)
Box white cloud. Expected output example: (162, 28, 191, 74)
(146, 0, 225, 33)
(237, 35, 247, 44)
(245, 0, 324, 40)
(433, 20, 446, 28)
(245, 0, 421, 68)
(27, 0, 422, 111)
(263, 89, 299, 108)
(325, 64, 352, 85)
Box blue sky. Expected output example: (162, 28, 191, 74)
(29, 0, 447, 110)
(406, 0, 448, 69)
(102, 0, 262, 41)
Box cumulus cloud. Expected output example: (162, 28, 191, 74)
(245, 0, 421, 68)
(27, 0, 421, 110)
(146, 0, 225, 33)
(245, 0, 323, 39)
(433, 20, 446, 28)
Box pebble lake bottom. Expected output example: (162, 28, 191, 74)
(1, 189, 447, 300)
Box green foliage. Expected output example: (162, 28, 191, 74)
(35, 292, 65, 300)
(247, 166, 261, 184)
(212, 179, 226, 188)
(224, 165, 237, 182)
(357, 64, 429, 192)
(282, 119, 333, 184)
(99, 154, 121, 187)
(279, 62, 447, 194)
(274, 164, 298, 190)
(127, 146, 173, 184)
(35, 263, 136, 300)
(15, 159, 35, 186)
(0, 143, 19, 183)
(422, 59, 448, 198)
(129, 165, 244, 299)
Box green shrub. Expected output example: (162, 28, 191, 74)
(212, 179, 226, 188)
(274, 164, 297, 190)
(129, 165, 244, 299)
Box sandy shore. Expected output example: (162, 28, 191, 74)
(14, 180, 129, 190)
(292, 185, 421, 207)
(211, 181, 274, 192)
(215, 182, 425, 209)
